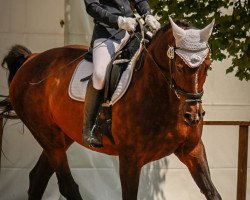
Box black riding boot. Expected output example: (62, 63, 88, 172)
(83, 79, 103, 148)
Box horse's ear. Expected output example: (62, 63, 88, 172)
(199, 19, 215, 42)
(169, 17, 186, 40)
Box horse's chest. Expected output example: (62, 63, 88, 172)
(175, 123, 202, 145)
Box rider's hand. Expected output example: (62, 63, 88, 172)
(145, 15, 161, 31)
(118, 16, 137, 32)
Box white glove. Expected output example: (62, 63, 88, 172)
(145, 15, 161, 31)
(118, 16, 137, 32)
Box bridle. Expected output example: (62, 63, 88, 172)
(167, 46, 205, 103)
(135, 16, 207, 104)
(142, 44, 204, 103)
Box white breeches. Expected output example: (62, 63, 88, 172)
(92, 32, 130, 90)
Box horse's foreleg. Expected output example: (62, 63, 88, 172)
(28, 151, 55, 200)
(119, 155, 142, 200)
(46, 148, 83, 200)
(175, 141, 222, 200)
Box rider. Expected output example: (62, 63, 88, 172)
(83, 0, 161, 148)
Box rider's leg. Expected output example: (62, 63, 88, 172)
(83, 33, 130, 148)
(83, 38, 115, 147)
(83, 78, 103, 147)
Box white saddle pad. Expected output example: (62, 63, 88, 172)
(68, 60, 93, 102)
(68, 43, 143, 105)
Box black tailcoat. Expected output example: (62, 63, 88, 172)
(84, 0, 150, 43)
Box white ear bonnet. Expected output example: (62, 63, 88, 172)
(169, 17, 215, 68)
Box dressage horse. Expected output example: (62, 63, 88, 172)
(2, 19, 221, 200)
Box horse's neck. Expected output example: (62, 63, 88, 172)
(135, 50, 180, 112)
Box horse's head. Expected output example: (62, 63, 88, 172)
(149, 17, 214, 126)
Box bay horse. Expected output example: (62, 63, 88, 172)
(1, 19, 222, 200)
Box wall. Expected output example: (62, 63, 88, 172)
(0, 0, 65, 95)
(0, 0, 249, 200)
(64, 0, 93, 46)
(0, 0, 65, 199)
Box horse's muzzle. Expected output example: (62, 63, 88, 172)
(183, 102, 205, 126)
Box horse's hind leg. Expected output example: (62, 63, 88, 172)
(28, 150, 55, 200)
(46, 146, 82, 200)
(28, 135, 82, 200)
(175, 141, 222, 200)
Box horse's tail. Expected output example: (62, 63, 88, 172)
(1, 45, 32, 86)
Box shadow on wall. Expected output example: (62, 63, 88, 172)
(138, 158, 169, 200)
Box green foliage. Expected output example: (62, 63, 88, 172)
(149, 0, 250, 81)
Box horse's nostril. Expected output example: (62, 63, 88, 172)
(198, 110, 205, 118)
(184, 112, 201, 125)
(184, 112, 192, 120)
(202, 111, 206, 117)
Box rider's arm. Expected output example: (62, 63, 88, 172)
(134, 0, 151, 16)
(135, 0, 161, 31)
(84, 0, 119, 29)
